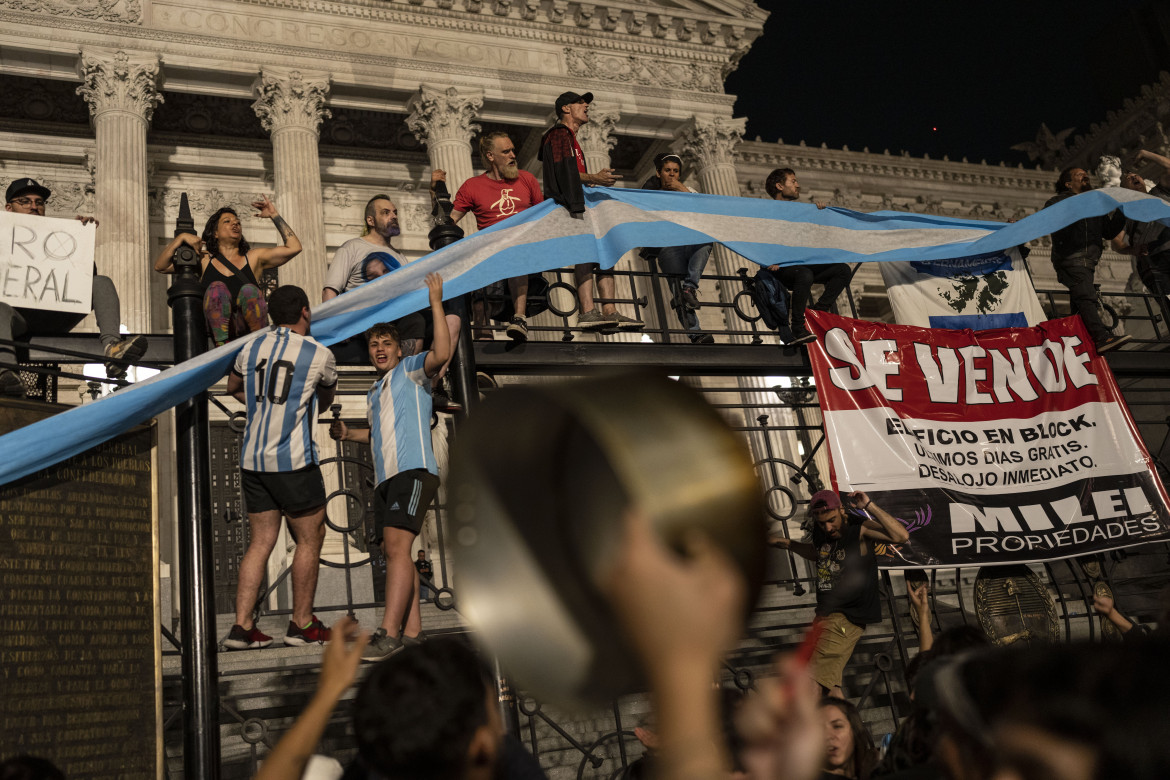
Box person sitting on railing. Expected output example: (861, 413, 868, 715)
(769, 490, 909, 699)
(539, 90, 643, 333)
(1, 177, 148, 396)
(154, 196, 301, 347)
(320, 194, 461, 413)
(759, 169, 850, 346)
(222, 285, 337, 651)
(1044, 166, 1130, 353)
(432, 131, 545, 344)
(1112, 152, 1170, 329)
(328, 274, 451, 662)
(638, 153, 714, 345)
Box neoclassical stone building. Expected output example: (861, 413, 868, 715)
(4, 0, 1162, 336)
(5, 0, 1166, 616)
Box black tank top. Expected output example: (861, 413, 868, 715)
(200, 252, 261, 300)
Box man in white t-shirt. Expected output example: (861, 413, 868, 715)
(323, 195, 462, 411)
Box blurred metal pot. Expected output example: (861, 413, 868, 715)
(448, 372, 766, 708)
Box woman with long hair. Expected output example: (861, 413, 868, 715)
(154, 196, 301, 346)
(820, 697, 877, 779)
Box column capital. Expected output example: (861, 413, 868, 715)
(576, 106, 620, 157)
(76, 49, 163, 123)
(251, 68, 331, 135)
(405, 85, 484, 146)
(676, 115, 746, 170)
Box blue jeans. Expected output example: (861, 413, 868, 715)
(658, 244, 711, 332)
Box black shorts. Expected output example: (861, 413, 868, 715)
(373, 469, 440, 540)
(242, 465, 327, 514)
(578, 262, 614, 279)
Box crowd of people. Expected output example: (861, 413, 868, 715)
(6, 87, 1170, 780)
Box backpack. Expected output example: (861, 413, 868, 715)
(750, 268, 791, 331)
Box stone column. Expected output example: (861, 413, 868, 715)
(252, 68, 330, 297)
(577, 106, 619, 174)
(407, 85, 483, 234)
(76, 49, 163, 334)
(677, 116, 785, 474)
(677, 116, 750, 314)
(406, 86, 482, 194)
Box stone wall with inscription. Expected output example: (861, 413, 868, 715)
(0, 400, 157, 778)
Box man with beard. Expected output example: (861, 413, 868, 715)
(323, 195, 461, 410)
(322, 195, 406, 303)
(1044, 167, 1129, 352)
(770, 489, 908, 698)
(432, 131, 544, 342)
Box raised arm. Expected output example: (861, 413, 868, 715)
(153, 233, 204, 274)
(1093, 593, 1136, 634)
(423, 273, 451, 377)
(249, 196, 302, 270)
(908, 581, 933, 652)
(603, 509, 747, 780)
(852, 491, 910, 544)
(251, 617, 368, 780)
(1138, 149, 1170, 185)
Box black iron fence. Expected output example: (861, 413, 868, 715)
(8, 256, 1170, 777)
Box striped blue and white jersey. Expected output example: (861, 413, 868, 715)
(367, 352, 437, 485)
(232, 327, 338, 472)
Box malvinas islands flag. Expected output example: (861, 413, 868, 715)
(880, 247, 1047, 330)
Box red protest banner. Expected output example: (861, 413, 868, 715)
(805, 310, 1170, 567)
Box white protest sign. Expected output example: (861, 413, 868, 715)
(0, 210, 95, 314)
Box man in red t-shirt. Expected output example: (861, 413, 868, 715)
(538, 91, 642, 332)
(432, 132, 543, 342)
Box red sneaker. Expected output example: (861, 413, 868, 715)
(222, 624, 273, 650)
(284, 616, 330, 646)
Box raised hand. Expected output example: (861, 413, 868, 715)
(252, 195, 279, 219)
(425, 272, 444, 305)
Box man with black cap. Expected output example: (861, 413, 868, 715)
(539, 91, 642, 332)
(2, 177, 147, 396)
(770, 488, 908, 698)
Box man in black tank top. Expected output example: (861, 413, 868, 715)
(770, 488, 909, 697)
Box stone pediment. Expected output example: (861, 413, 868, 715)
(226, 0, 766, 52)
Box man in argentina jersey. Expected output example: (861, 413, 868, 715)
(223, 285, 338, 650)
(330, 272, 452, 661)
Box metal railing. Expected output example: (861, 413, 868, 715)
(8, 256, 1170, 777)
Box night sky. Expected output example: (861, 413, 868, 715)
(725, 0, 1167, 166)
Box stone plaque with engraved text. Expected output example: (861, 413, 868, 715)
(0, 400, 158, 778)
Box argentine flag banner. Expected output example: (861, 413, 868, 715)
(880, 247, 1048, 330)
(0, 186, 1169, 486)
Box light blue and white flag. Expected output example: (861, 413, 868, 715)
(1, 186, 1169, 485)
(880, 247, 1047, 330)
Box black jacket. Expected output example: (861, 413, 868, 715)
(538, 124, 585, 215)
(1044, 190, 1125, 262)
